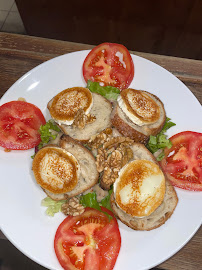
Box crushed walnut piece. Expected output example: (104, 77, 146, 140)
(87, 128, 113, 150)
(4, 148, 11, 152)
(107, 150, 123, 170)
(117, 143, 134, 167)
(103, 136, 134, 149)
(96, 136, 134, 190)
(18, 97, 26, 102)
(72, 109, 96, 129)
(96, 148, 108, 172)
(101, 150, 123, 189)
(61, 197, 85, 216)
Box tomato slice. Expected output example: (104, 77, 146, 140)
(159, 131, 202, 191)
(83, 43, 134, 90)
(0, 101, 46, 150)
(54, 207, 121, 270)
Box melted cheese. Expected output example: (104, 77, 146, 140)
(49, 87, 93, 125)
(32, 147, 80, 194)
(114, 160, 165, 217)
(117, 89, 160, 126)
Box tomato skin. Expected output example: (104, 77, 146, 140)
(0, 101, 46, 150)
(54, 207, 121, 270)
(159, 131, 202, 191)
(83, 42, 134, 90)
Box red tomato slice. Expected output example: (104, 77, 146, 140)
(0, 101, 46, 150)
(83, 43, 134, 90)
(159, 131, 202, 191)
(54, 207, 121, 270)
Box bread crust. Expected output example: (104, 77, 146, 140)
(48, 93, 113, 142)
(43, 135, 99, 200)
(111, 178, 178, 231)
(111, 108, 149, 144)
(111, 91, 166, 144)
(59, 134, 95, 159)
(110, 142, 178, 231)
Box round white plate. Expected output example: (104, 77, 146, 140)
(0, 51, 202, 270)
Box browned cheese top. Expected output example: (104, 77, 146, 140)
(49, 87, 93, 121)
(120, 89, 160, 124)
(32, 147, 79, 194)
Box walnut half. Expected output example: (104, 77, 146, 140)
(87, 128, 113, 150)
(61, 197, 85, 216)
(73, 109, 96, 129)
(96, 136, 134, 190)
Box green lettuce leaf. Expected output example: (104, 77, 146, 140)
(80, 192, 112, 221)
(80, 192, 101, 211)
(38, 120, 60, 149)
(147, 117, 176, 161)
(100, 188, 113, 211)
(41, 197, 66, 217)
(87, 80, 120, 100)
(161, 117, 176, 133)
(31, 120, 61, 158)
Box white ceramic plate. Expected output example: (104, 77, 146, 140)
(0, 51, 202, 270)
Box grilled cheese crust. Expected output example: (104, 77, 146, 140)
(32, 146, 80, 194)
(114, 160, 165, 217)
(49, 87, 93, 125)
(118, 89, 160, 126)
(111, 90, 166, 144)
(110, 143, 178, 230)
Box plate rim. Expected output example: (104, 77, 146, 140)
(0, 49, 202, 270)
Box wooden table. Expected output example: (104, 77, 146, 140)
(0, 32, 201, 270)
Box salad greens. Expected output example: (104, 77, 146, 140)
(147, 117, 176, 161)
(31, 120, 60, 158)
(38, 120, 60, 149)
(80, 191, 113, 221)
(87, 80, 120, 100)
(100, 189, 113, 211)
(41, 197, 66, 217)
(80, 192, 100, 210)
(41, 189, 113, 219)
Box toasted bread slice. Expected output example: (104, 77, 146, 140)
(110, 143, 178, 230)
(111, 91, 166, 144)
(111, 178, 178, 231)
(47, 93, 112, 142)
(44, 135, 99, 200)
(100, 141, 159, 190)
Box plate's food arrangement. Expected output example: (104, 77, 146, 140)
(0, 42, 201, 270)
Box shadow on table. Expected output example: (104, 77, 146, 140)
(0, 238, 162, 270)
(0, 239, 47, 270)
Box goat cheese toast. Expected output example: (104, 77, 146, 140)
(33, 135, 99, 200)
(89, 132, 178, 231)
(111, 89, 166, 144)
(32, 84, 178, 231)
(110, 143, 178, 231)
(47, 87, 112, 142)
